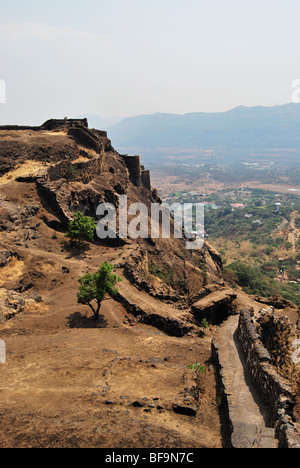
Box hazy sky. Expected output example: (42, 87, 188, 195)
(1, 0, 300, 125)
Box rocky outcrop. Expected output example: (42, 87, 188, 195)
(172, 368, 200, 416)
(0, 250, 13, 268)
(115, 287, 192, 338)
(123, 248, 184, 303)
(192, 288, 237, 325)
(254, 294, 299, 311)
(0, 288, 25, 323)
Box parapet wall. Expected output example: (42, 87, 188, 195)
(122, 155, 152, 190)
(0, 125, 40, 132)
(141, 169, 151, 190)
(122, 155, 141, 187)
(238, 308, 300, 448)
(41, 118, 88, 131)
(67, 126, 111, 153)
(0, 119, 88, 133)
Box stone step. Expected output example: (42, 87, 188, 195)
(231, 423, 278, 449)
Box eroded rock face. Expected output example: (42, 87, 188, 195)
(192, 288, 237, 325)
(173, 368, 200, 417)
(0, 120, 226, 335)
(0, 288, 25, 322)
(0, 250, 13, 268)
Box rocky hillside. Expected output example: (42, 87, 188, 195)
(0, 119, 226, 322)
(0, 119, 299, 448)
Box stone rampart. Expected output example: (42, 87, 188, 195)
(238, 308, 300, 448)
(41, 118, 88, 131)
(0, 125, 40, 131)
(141, 169, 151, 191)
(122, 155, 142, 187)
(67, 126, 111, 153)
(122, 155, 153, 190)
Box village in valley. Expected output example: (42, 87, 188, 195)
(161, 184, 300, 307)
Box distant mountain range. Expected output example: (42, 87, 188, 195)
(80, 104, 300, 165)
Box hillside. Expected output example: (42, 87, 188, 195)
(0, 119, 299, 448)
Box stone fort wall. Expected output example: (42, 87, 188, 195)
(0, 118, 154, 193)
(238, 308, 300, 448)
(122, 155, 152, 191)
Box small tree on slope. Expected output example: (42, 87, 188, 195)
(77, 262, 122, 320)
(65, 212, 96, 249)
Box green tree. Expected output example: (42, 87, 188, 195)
(65, 212, 96, 249)
(77, 262, 122, 319)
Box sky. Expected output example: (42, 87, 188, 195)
(1, 0, 300, 125)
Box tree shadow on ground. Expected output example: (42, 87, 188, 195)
(61, 241, 91, 260)
(67, 311, 108, 329)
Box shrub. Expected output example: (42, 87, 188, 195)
(200, 318, 209, 329)
(65, 212, 96, 249)
(187, 363, 207, 374)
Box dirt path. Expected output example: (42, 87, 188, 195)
(287, 211, 299, 254)
(272, 217, 288, 234)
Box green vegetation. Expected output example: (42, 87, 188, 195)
(224, 261, 300, 306)
(77, 261, 122, 319)
(148, 258, 188, 292)
(200, 318, 209, 329)
(148, 259, 175, 286)
(203, 190, 300, 306)
(65, 212, 96, 249)
(224, 261, 276, 297)
(204, 190, 300, 246)
(168, 186, 300, 307)
(187, 363, 207, 374)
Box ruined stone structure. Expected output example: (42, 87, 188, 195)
(67, 126, 111, 153)
(122, 155, 142, 187)
(238, 308, 300, 448)
(41, 118, 88, 131)
(0, 118, 88, 133)
(122, 155, 152, 191)
(0, 119, 154, 194)
(141, 169, 151, 190)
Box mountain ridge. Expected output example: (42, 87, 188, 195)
(100, 103, 300, 159)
